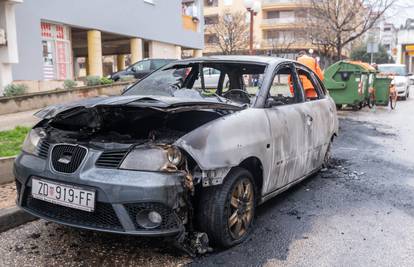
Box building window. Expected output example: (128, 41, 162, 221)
(295, 10, 307, 18)
(266, 11, 280, 19)
(265, 30, 279, 39)
(205, 34, 219, 44)
(41, 22, 72, 80)
(205, 15, 219, 25)
(204, 0, 218, 7)
(223, 0, 232, 5)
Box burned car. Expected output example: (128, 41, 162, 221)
(14, 56, 338, 253)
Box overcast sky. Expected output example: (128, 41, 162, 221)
(388, 0, 414, 27)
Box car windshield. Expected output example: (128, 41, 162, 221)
(378, 65, 407, 76)
(123, 62, 267, 104)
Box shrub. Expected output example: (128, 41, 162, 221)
(100, 77, 114, 85)
(86, 76, 101, 86)
(63, 79, 77, 90)
(3, 84, 28, 97)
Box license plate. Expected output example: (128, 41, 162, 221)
(31, 178, 95, 212)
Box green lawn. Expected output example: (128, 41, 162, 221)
(0, 126, 30, 157)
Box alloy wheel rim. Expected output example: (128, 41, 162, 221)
(228, 178, 254, 240)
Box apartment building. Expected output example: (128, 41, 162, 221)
(366, 18, 398, 62)
(1, 0, 204, 94)
(203, 0, 314, 58)
(397, 19, 414, 73)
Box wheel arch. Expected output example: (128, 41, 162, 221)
(238, 156, 264, 198)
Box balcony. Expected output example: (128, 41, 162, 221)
(182, 15, 198, 32)
(262, 0, 310, 10)
(261, 38, 315, 50)
(261, 17, 303, 30)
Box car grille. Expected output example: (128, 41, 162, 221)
(51, 145, 87, 173)
(124, 203, 179, 231)
(96, 149, 129, 168)
(36, 140, 50, 159)
(24, 192, 124, 231)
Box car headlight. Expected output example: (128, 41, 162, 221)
(22, 128, 45, 155)
(119, 145, 183, 172)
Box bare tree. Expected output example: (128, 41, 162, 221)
(206, 11, 249, 55)
(303, 0, 396, 60)
(267, 33, 296, 58)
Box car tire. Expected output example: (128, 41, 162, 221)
(197, 167, 256, 248)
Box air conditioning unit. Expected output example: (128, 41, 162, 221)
(0, 28, 6, 46)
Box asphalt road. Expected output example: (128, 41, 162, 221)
(1, 99, 414, 267)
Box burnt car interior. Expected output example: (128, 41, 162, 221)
(124, 61, 267, 105)
(265, 66, 303, 107)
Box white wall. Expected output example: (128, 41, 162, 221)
(0, 0, 21, 94)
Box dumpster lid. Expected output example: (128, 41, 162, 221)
(346, 61, 377, 72)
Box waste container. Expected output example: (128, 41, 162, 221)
(324, 61, 376, 109)
(369, 74, 396, 109)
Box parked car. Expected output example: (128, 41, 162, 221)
(193, 67, 229, 89)
(110, 58, 176, 81)
(377, 64, 412, 100)
(14, 56, 338, 254)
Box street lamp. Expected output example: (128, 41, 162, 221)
(244, 0, 261, 55)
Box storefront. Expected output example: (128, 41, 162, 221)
(41, 21, 72, 80)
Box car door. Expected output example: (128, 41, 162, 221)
(263, 63, 314, 193)
(295, 64, 334, 171)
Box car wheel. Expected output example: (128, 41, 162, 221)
(197, 167, 256, 248)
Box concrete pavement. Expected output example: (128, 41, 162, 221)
(0, 109, 40, 131)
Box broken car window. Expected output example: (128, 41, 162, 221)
(123, 62, 267, 105)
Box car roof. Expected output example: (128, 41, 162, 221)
(378, 64, 405, 67)
(178, 55, 289, 64)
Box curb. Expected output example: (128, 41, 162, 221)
(0, 206, 37, 232)
(0, 156, 15, 185)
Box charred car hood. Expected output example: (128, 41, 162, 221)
(35, 95, 243, 119)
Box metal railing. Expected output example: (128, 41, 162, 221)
(262, 17, 296, 25)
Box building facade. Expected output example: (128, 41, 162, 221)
(0, 0, 204, 94)
(380, 23, 398, 61)
(203, 0, 314, 58)
(366, 19, 398, 62)
(0, 0, 21, 93)
(397, 19, 414, 73)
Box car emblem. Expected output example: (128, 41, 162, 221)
(58, 152, 72, 164)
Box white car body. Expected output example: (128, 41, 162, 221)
(378, 64, 411, 99)
(193, 68, 229, 89)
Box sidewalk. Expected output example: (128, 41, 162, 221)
(0, 182, 36, 232)
(0, 109, 40, 131)
(0, 182, 16, 209)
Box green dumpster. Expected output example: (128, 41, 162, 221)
(324, 61, 376, 109)
(370, 74, 395, 108)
